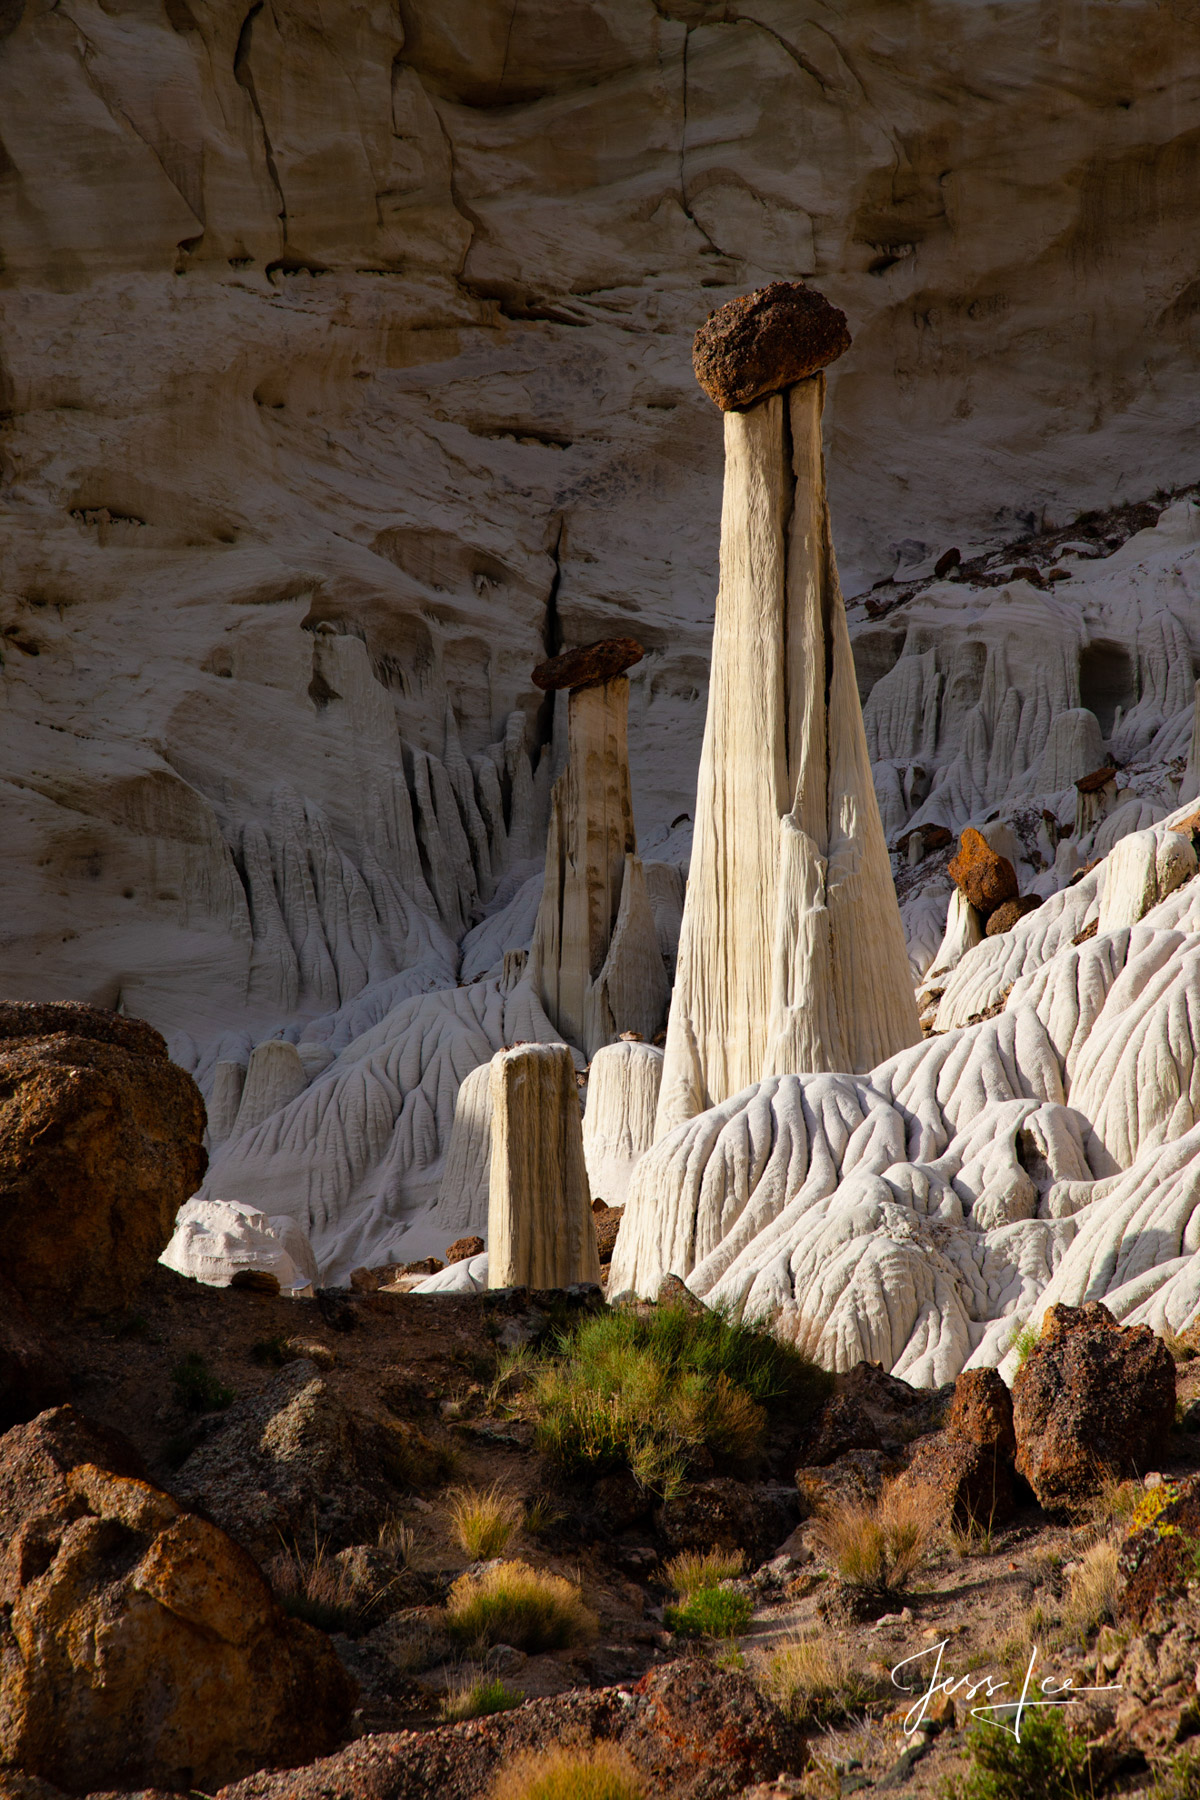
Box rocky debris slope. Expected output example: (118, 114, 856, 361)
(0, 1405, 353, 1794)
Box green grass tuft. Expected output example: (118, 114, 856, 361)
(439, 1672, 523, 1721)
(665, 1586, 753, 1640)
(528, 1300, 829, 1495)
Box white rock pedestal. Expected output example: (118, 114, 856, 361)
(487, 1043, 601, 1289)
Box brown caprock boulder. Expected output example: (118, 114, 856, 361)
(1013, 1302, 1175, 1517)
(0, 1002, 206, 1314)
(0, 1406, 354, 1793)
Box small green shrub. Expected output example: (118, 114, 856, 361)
(666, 1547, 745, 1597)
(529, 1300, 829, 1494)
(448, 1484, 523, 1561)
(439, 1672, 523, 1721)
(665, 1586, 753, 1640)
(171, 1352, 234, 1413)
(1011, 1323, 1040, 1369)
(251, 1335, 290, 1367)
(950, 1711, 1091, 1800)
(446, 1560, 596, 1652)
(492, 1744, 643, 1800)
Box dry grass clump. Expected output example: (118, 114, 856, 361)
(268, 1538, 359, 1633)
(761, 1632, 875, 1725)
(446, 1559, 596, 1652)
(1090, 1475, 1142, 1534)
(811, 1484, 934, 1598)
(1062, 1541, 1121, 1641)
(448, 1483, 523, 1561)
(492, 1744, 643, 1800)
(665, 1547, 745, 1597)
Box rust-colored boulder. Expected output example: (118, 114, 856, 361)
(444, 1236, 484, 1266)
(692, 281, 852, 411)
(0, 1004, 206, 1315)
(1013, 1303, 1175, 1518)
(985, 894, 1043, 936)
(0, 1405, 354, 1793)
(1118, 1474, 1200, 1627)
(895, 1369, 1017, 1529)
(947, 827, 1019, 919)
(531, 637, 643, 692)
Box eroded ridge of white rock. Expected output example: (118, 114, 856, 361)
(487, 1042, 601, 1289)
(657, 370, 919, 1138)
(527, 669, 669, 1059)
(612, 807, 1200, 1388)
(582, 1039, 664, 1208)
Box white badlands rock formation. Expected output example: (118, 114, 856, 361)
(612, 805, 1200, 1385)
(582, 1040, 664, 1208)
(657, 372, 919, 1137)
(161, 1199, 319, 1293)
(528, 671, 668, 1058)
(487, 1043, 600, 1290)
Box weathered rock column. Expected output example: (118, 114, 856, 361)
(487, 1043, 601, 1289)
(527, 639, 669, 1058)
(656, 282, 920, 1138)
(582, 1037, 664, 1207)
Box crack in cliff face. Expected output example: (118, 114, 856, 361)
(234, 1, 287, 243)
(677, 25, 725, 258)
(729, 10, 832, 94)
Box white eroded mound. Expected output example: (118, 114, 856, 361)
(196, 976, 573, 1281)
(610, 808, 1200, 1385)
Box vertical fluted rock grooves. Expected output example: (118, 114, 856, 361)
(486, 1043, 601, 1289)
(656, 284, 919, 1138)
(527, 641, 670, 1058)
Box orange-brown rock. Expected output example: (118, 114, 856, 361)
(985, 894, 1043, 936)
(893, 1368, 1017, 1530)
(947, 828, 1019, 918)
(1013, 1302, 1176, 1517)
(0, 1405, 354, 1793)
(0, 1004, 206, 1315)
(692, 282, 852, 410)
(531, 637, 644, 692)
(444, 1235, 484, 1265)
